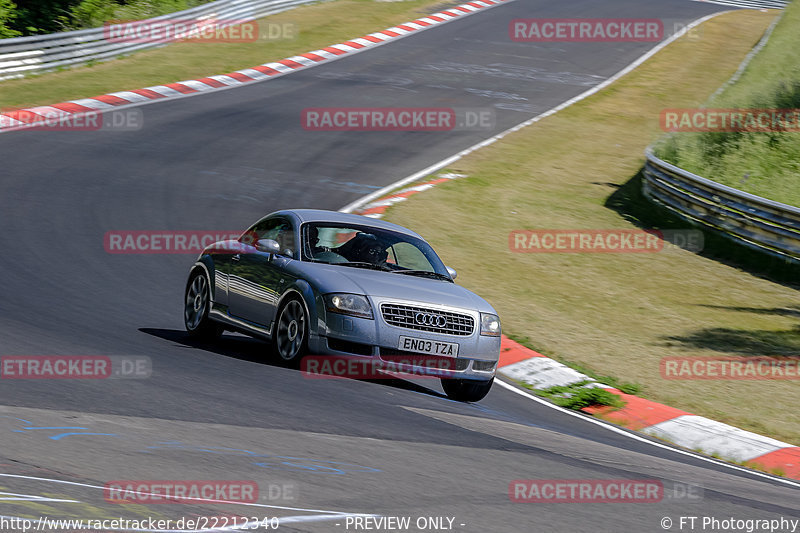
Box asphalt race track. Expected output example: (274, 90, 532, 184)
(1, 0, 798, 531)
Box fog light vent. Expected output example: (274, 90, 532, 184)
(472, 360, 497, 372)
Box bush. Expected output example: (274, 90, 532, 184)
(70, 0, 211, 29)
(654, 4, 800, 207)
(0, 0, 21, 37)
(0, 0, 214, 35)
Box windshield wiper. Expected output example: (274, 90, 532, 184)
(392, 270, 452, 281)
(337, 261, 393, 271)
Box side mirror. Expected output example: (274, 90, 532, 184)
(256, 239, 281, 255)
(445, 266, 457, 280)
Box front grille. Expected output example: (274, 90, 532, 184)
(380, 304, 474, 336)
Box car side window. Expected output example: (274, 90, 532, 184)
(242, 218, 295, 257)
(273, 225, 295, 257)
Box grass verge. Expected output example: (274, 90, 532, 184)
(0, 0, 457, 109)
(654, 1, 800, 206)
(383, 9, 800, 445)
(505, 333, 641, 394)
(526, 381, 625, 410)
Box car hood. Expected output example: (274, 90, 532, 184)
(293, 262, 496, 313)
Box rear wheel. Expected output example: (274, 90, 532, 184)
(441, 377, 494, 402)
(272, 298, 308, 364)
(184, 271, 222, 339)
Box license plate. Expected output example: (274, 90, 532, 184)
(398, 336, 459, 357)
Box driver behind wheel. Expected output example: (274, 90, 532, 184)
(351, 235, 388, 265)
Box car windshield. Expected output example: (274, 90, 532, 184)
(302, 222, 449, 277)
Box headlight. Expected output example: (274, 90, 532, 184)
(480, 313, 501, 336)
(324, 293, 373, 319)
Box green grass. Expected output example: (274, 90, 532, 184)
(383, 9, 800, 446)
(506, 333, 642, 394)
(528, 381, 625, 410)
(654, 1, 800, 206)
(0, 0, 456, 109)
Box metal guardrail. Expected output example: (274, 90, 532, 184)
(0, 0, 317, 80)
(642, 148, 800, 262)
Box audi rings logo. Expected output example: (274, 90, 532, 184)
(415, 312, 447, 328)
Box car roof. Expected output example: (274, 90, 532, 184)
(269, 209, 424, 239)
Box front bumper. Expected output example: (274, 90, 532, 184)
(307, 297, 500, 381)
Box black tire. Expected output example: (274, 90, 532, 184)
(271, 297, 308, 365)
(441, 377, 494, 402)
(184, 270, 222, 339)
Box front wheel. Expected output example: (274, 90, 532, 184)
(441, 377, 494, 402)
(184, 271, 222, 339)
(272, 298, 308, 365)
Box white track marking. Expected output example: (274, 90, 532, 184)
(0, 115, 24, 128)
(285, 55, 318, 66)
(643, 415, 793, 462)
(494, 380, 800, 488)
(326, 43, 360, 53)
(141, 85, 185, 97)
(205, 75, 243, 86)
(0, 473, 378, 531)
(691, 0, 786, 8)
(341, 11, 728, 213)
(26, 106, 71, 118)
(0, 473, 372, 515)
(69, 98, 115, 110)
(233, 68, 271, 81)
(106, 91, 153, 103)
(0, 491, 77, 503)
(261, 61, 295, 73)
(499, 357, 593, 389)
(307, 49, 339, 60)
(177, 79, 220, 91)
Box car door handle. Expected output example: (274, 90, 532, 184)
(232, 254, 241, 262)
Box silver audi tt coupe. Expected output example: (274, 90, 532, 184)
(183, 209, 501, 402)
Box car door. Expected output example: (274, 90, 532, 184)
(227, 217, 295, 332)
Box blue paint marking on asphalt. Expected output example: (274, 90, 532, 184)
(47, 432, 118, 441)
(9, 425, 119, 440)
(20, 427, 88, 430)
(3, 418, 378, 474)
(0, 417, 32, 425)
